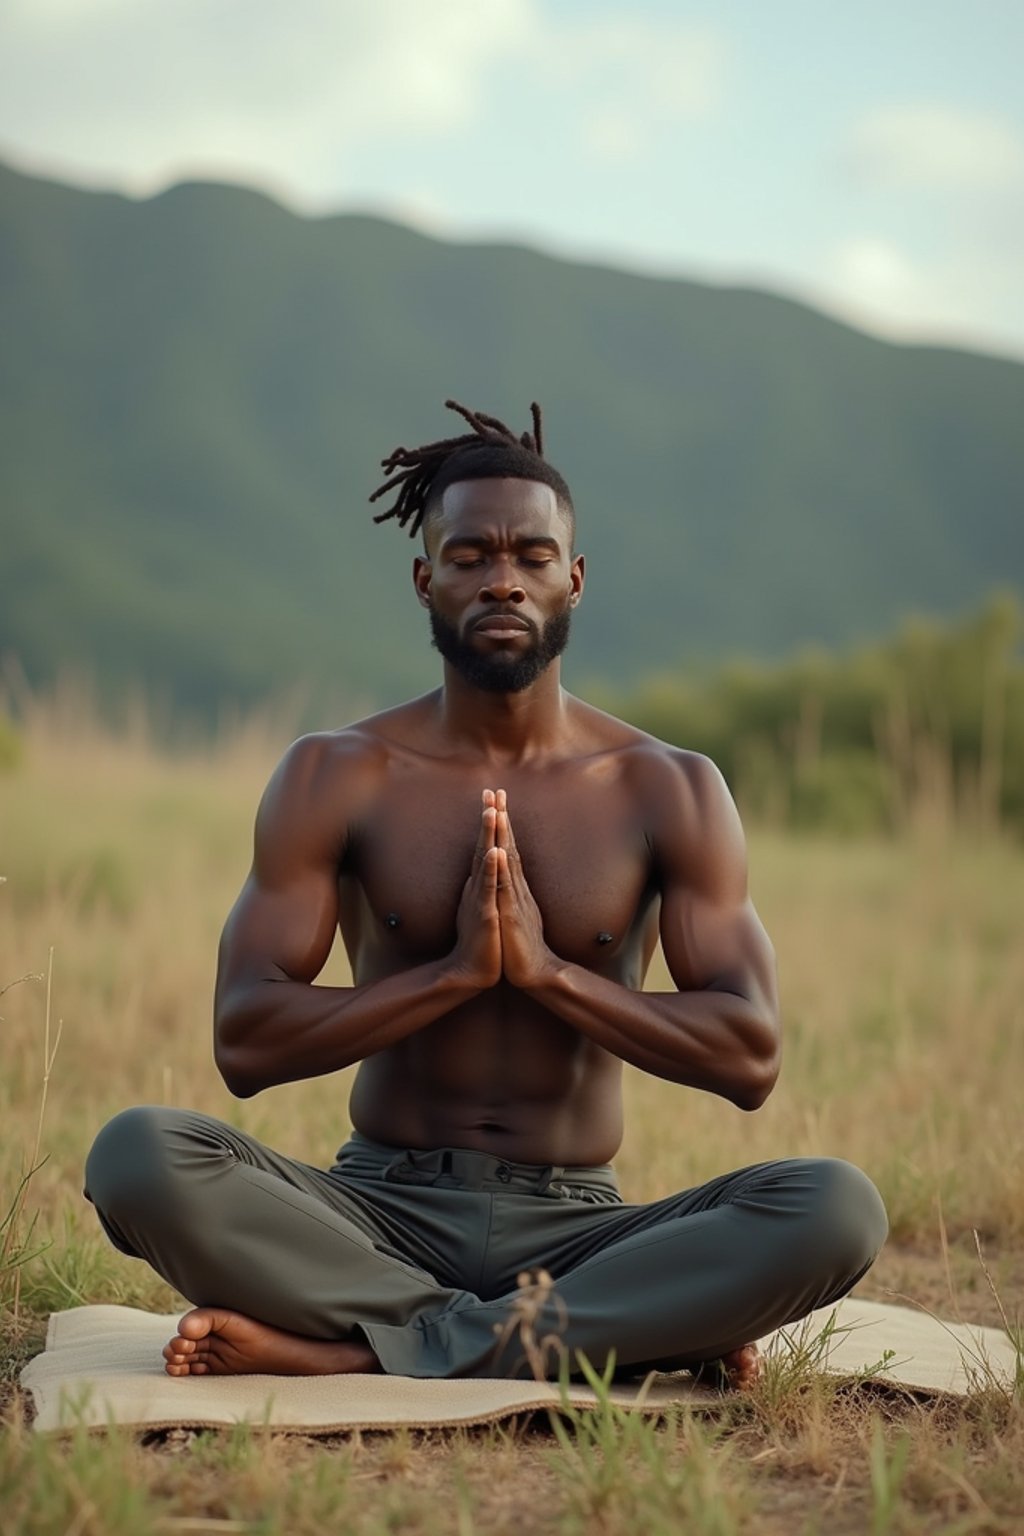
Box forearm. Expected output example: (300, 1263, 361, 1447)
(216, 960, 482, 1096)
(524, 961, 780, 1109)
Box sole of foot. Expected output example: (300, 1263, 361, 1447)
(162, 1307, 380, 1377)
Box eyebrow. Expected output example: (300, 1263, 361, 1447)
(440, 534, 562, 554)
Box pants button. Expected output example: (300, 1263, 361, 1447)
(495, 1164, 512, 1183)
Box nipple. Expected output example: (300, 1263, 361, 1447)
(385, 912, 401, 930)
(596, 932, 613, 946)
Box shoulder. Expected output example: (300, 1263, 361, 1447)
(568, 696, 738, 837)
(617, 739, 747, 893)
(628, 742, 735, 825)
(265, 693, 437, 800)
(262, 725, 386, 809)
(255, 706, 419, 857)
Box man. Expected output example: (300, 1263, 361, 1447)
(85, 399, 887, 1385)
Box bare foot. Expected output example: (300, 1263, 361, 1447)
(162, 1308, 381, 1377)
(720, 1342, 760, 1390)
(687, 1342, 760, 1391)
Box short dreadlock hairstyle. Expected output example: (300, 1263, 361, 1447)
(369, 399, 574, 546)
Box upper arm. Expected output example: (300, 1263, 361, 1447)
(214, 734, 356, 1012)
(649, 750, 779, 1030)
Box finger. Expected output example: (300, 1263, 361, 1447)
(498, 812, 522, 870)
(497, 793, 519, 857)
(482, 788, 496, 808)
(473, 803, 497, 861)
(482, 846, 500, 905)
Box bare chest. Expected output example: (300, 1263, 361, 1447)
(342, 769, 654, 969)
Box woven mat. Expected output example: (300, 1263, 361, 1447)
(21, 1298, 1017, 1434)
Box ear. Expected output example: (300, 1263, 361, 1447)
(568, 553, 585, 607)
(413, 555, 432, 609)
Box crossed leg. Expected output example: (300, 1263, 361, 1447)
(162, 1312, 759, 1386)
(86, 1107, 887, 1384)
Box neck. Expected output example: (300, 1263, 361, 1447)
(436, 661, 569, 763)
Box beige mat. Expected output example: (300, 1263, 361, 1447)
(21, 1299, 1018, 1434)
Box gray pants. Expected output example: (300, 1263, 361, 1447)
(84, 1107, 888, 1379)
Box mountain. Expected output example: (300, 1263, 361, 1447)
(2, 160, 1022, 722)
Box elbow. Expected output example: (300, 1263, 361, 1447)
(731, 1038, 781, 1113)
(223, 1070, 262, 1100)
(215, 1045, 263, 1099)
(732, 1079, 773, 1113)
(214, 1011, 265, 1099)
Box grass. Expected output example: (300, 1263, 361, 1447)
(1, 698, 1023, 1533)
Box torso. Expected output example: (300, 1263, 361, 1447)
(334, 695, 666, 1164)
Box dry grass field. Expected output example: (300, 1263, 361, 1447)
(2, 697, 1022, 1534)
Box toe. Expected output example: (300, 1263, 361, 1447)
(164, 1334, 196, 1358)
(177, 1308, 217, 1340)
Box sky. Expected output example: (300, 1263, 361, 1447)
(2, 0, 1023, 359)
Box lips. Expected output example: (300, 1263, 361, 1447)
(472, 613, 531, 635)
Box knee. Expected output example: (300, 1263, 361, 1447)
(801, 1158, 888, 1275)
(84, 1105, 187, 1219)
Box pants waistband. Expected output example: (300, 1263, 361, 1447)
(334, 1131, 621, 1201)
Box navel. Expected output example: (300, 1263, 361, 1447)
(596, 931, 614, 946)
(385, 912, 402, 931)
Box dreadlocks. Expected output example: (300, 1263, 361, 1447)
(369, 399, 574, 542)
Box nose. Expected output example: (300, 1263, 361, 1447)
(480, 562, 526, 604)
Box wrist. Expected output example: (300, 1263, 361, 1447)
(437, 957, 494, 996)
(516, 950, 570, 994)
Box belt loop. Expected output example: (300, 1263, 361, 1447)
(535, 1165, 565, 1195)
(383, 1153, 419, 1183)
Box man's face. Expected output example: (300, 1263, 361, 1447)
(413, 477, 584, 694)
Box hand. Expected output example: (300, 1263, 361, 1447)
(494, 790, 557, 989)
(449, 791, 502, 989)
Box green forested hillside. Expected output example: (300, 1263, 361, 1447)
(2, 160, 1022, 721)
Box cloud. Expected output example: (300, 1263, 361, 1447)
(536, 15, 723, 118)
(0, 2, 727, 194)
(822, 232, 1023, 354)
(0, 0, 534, 202)
(844, 105, 1024, 192)
(534, 15, 725, 164)
(580, 109, 647, 166)
(831, 237, 922, 310)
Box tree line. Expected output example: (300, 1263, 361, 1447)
(596, 592, 1023, 837)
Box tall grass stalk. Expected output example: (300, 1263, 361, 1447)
(868, 1420, 911, 1536)
(971, 1230, 1024, 1405)
(1, 945, 62, 1320)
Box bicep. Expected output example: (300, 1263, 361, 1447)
(655, 754, 778, 1013)
(216, 738, 345, 994)
(660, 884, 777, 1011)
(218, 865, 339, 990)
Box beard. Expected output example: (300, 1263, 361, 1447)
(428, 604, 573, 693)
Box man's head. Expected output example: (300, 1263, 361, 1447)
(369, 408, 580, 697)
(370, 401, 583, 693)
(369, 399, 574, 543)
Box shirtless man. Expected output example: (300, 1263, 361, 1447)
(85, 400, 887, 1386)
